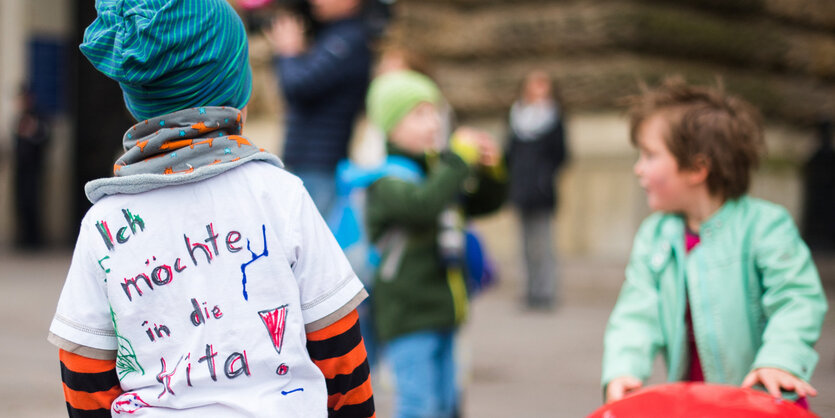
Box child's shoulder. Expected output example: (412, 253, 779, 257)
(202, 161, 308, 211)
(712, 196, 796, 237)
(732, 195, 790, 219)
(731, 196, 799, 240)
(367, 174, 415, 202)
(241, 160, 305, 192)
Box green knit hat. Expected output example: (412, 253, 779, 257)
(80, 0, 252, 121)
(366, 70, 442, 134)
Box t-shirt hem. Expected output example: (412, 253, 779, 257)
(49, 314, 118, 351)
(47, 332, 118, 360)
(305, 288, 368, 333)
(301, 275, 365, 327)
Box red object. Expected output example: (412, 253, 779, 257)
(236, 0, 273, 10)
(588, 383, 818, 418)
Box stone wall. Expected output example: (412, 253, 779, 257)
(388, 0, 835, 123)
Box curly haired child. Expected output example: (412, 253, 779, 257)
(602, 78, 827, 408)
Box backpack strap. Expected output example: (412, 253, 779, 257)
(376, 229, 407, 282)
(373, 156, 425, 281)
(335, 155, 424, 195)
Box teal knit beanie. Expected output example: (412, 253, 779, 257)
(80, 0, 253, 121)
(366, 70, 442, 134)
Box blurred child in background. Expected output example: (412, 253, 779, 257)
(506, 70, 567, 310)
(365, 70, 506, 418)
(602, 78, 827, 408)
(338, 46, 450, 374)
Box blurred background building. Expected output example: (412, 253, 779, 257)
(2, 0, 834, 257)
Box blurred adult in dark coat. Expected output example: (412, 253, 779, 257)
(267, 0, 372, 215)
(506, 71, 567, 309)
(13, 86, 51, 249)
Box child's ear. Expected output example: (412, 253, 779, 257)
(687, 154, 710, 185)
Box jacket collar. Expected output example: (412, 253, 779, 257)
(659, 196, 744, 240)
(699, 197, 743, 237)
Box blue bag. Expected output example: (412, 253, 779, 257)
(464, 229, 496, 297)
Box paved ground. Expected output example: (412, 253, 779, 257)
(2, 209, 834, 417)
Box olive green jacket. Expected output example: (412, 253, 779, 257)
(367, 150, 507, 342)
(602, 196, 827, 390)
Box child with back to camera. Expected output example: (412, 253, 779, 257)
(48, 1, 373, 416)
(601, 78, 827, 407)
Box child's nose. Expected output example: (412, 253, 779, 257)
(633, 160, 643, 176)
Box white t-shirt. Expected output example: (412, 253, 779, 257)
(49, 162, 365, 417)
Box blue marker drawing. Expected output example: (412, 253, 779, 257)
(281, 388, 304, 396)
(240, 224, 269, 300)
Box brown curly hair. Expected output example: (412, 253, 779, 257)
(626, 77, 765, 200)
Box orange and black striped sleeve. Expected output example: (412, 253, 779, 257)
(59, 349, 122, 417)
(306, 309, 375, 418)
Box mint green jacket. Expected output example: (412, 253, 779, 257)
(602, 196, 827, 390)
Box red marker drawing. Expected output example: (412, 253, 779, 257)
(112, 392, 151, 414)
(259, 305, 289, 355)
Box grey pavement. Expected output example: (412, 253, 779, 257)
(2, 210, 834, 417)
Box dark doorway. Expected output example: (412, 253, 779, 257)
(70, 0, 134, 235)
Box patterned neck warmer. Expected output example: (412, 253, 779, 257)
(510, 100, 558, 142)
(85, 106, 282, 203)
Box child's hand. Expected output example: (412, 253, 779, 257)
(265, 14, 305, 56)
(473, 131, 501, 167)
(450, 128, 481, 166)
(451, 127, 501, 167)
(605, 376, 643, 403)
(741, 367, 817, 399)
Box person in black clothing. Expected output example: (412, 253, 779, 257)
(267, 0, 372, 215)
(506, 70, 567, 310)
(13, 86, 51, 250)
(801, 118, 835, 252)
